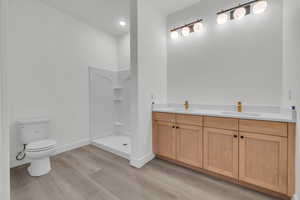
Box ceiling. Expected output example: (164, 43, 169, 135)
(151, 0, 201, 16)
(39, 0, 130, 37)
(39, 0, 200, 37)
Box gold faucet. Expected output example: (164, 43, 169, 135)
(184, 100, 189, 110)
(237, 101, 242, 112)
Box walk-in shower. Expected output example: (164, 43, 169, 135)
(89, 67, 131, 159)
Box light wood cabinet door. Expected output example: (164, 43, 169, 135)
(153, 121, 176, 159)
(203, 128, 239, 179)
(153, 112, 175, 122)
(176, 124, 203, 168)
(239, 132, 288, 194)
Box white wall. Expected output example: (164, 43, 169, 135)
(116, 34, 131, 135)
(167, 0, 283, 106)
(0, 0, 10, 198)
(117, 33, 131, 70)
(7, 0, 118, 167)
(129, 0, 138, 162)
(283, 0, 300, 198)
(130, 0, 167, 166)
(283, 1, 300, 107)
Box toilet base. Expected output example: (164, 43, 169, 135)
(27, 157, 51, 177)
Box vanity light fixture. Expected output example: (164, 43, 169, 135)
(182, 27, 191, 37)
(170, 19, 203, 40)
(234, 7, 247, 19)
(170, 31, 180, 40)
(253, 0, 268, 14)
(216, 0, 267, 23)
(217, 13, 229, 24)
(193, 21, 204, 32)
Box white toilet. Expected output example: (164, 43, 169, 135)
(17, 118, 57, 177)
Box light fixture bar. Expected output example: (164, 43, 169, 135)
(230, 5, 251, 19)
(217, 0, 259, 15)
(170, 19, 203, 32)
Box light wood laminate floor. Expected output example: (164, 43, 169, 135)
(11, 145, 279, 200)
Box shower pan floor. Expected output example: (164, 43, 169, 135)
(92, 135, 131, 160)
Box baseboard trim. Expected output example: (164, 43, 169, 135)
(293, 194, 298, 200)
(130, 153, 155, 168)
(55, 138, 90, 156)
(10, 138, 91, 168)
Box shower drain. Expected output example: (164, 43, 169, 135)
(123, 143, 128, 146)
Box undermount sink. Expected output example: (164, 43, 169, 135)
(221, 111, 261, 117)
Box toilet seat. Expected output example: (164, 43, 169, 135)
(26, 139, 57, 152)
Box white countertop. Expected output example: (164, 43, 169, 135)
(152, 104, 296, 123)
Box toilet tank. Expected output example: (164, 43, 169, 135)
(16, 118, 50, 144)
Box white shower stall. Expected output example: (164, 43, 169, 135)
(89, 67, 131, 159)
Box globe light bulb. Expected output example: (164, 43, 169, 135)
(234, 7, 246, 20)
(217, 13, 229, 25)
(181, 27, 191, 37)
(170, 31, 179, 40)
(193, 22, 204, 32)
(253, 0, 268, 14)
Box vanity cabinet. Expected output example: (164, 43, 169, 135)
(153, 112, 203, 167)
(153, 121, 176, 159)
(239, 132, 288, 194)
(176, 124, 202, 167)
(204, 116, 239, 130)
(203, 117, 239, 179)
(203, 128, 238, 179)
(239, 119, 288, 137)
(152, 112, 295, 199)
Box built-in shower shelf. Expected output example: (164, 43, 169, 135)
(114, 98, 123, 102)
(115, 122, 124, 126)
(113, 86, 123, 90)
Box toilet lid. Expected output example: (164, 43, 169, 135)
(27, 139, 57, 152)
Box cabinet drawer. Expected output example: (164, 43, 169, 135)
(204, 116, 238, 130)
(239, 120, 288, 137)
(176, 114, 203, 126)
(153, 112, 175, 122)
